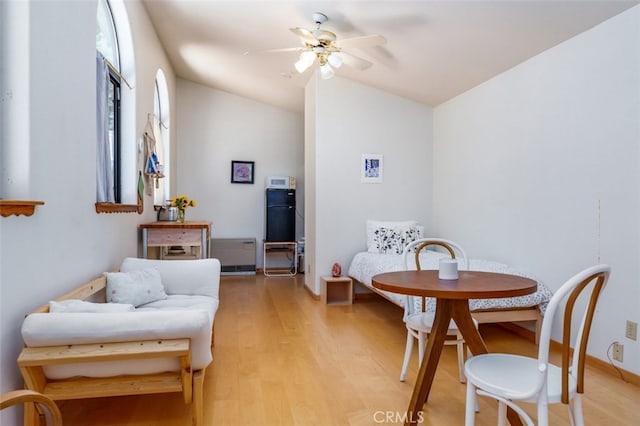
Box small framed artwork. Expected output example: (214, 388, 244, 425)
(361, 154, 383, 183)
(231, 160, 255, 184)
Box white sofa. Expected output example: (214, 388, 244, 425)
(19, 257, 221, 426)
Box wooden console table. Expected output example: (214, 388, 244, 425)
(140, 221, 211, 259)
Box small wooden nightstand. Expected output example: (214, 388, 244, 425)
(321, 276, 353, 305)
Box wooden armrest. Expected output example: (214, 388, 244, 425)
(31, 275, 109, 313)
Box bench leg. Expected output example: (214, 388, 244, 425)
(23, 402, 39, 426)
(192, 370, 205, 426)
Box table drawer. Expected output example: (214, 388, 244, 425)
(147, 228, 202, 246)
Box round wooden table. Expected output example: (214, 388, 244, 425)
(372, 270, 538, 426)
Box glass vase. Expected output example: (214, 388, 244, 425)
(177, 208, 185, 223)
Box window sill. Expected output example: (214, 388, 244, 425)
(0, 200, 45, 217)
(95, 201, 142, 214)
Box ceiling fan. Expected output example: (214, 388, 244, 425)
(269, 12, 386, 79)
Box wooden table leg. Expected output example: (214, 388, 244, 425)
(405, 298, 453, 425)
(450, 299, 487, 355)
(450, 300, 523, 426)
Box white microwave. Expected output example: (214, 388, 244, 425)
(267, 176, 296, 189)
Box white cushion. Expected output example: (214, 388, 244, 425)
(104, 268, 167, 307)
(49, 299, 134, 313)
(22, 310, 213, 378)
(137, 294, 219, 324)
(119, 258, 220, 298)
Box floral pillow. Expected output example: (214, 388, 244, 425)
(366, 220, 419, 253)
(372, 226, 424, 255)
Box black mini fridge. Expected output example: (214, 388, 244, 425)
(265, 189, 295, 242)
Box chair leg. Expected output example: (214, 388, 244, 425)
(400, 331, 414, 382)
(569, 395, 584, 426)
(465, 381, 477, 426)
(457, 339, 467, 383)
(498, 401, 507, 426)
(417, 332, 426, 364)
(477, 391, 535, 426)
(537, 399, 549, 426)
(535, 312, 542, 345)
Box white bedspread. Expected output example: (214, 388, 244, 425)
(347, 251, 552, 314)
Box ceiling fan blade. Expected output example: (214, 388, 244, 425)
(261, 47, 305, 54)
(338, 51, 373, 70)
(335, 34, 386, 49)
(290, 27, 320, 46)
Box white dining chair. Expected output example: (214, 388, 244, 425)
(463, 264, 611, 426)
(399, 238, 474, 383)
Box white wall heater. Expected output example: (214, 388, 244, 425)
(209, 238, 256, 275)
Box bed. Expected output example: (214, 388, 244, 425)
(347, 221, 553, 342)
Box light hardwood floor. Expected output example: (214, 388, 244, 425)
(58, 273, 639, 425)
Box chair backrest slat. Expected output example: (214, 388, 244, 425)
(413, 241, 456, 271)
(539, 265, 610, 405)
(401, 238, 468, 317)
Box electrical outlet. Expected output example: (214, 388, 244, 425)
(613, 342, 624, 362)
(626, 320, 638, 341)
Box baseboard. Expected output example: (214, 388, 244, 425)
(304, 283, 320, 301)
(499, 322, 640, 386)
(496, 322, 536, 342)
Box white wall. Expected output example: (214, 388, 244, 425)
(433, 6, 640, 373)
(124, 0, 178, 201)
(306, 75, 434, 294)
(304, 75, 318, 289)
(0, 1, 175, 423)
(175, 79, 304, 265)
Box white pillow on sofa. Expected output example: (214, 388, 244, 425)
(49, 299, 135, 313)
(104, 268, 167, 307)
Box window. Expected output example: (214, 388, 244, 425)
(96, 0, 121, 202)
(95, 0, 138, 213)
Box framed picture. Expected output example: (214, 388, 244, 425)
(231, 160, 255, 184)
(361, 154, 383, 183)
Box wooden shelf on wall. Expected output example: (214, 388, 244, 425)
(0, 200, 45, 217)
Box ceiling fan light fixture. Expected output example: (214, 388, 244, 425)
(320, 63, 335, 79)
(327, 53, 343, 69)
(295, 51, 316, 73)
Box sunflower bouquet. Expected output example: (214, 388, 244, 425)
(171, 195, 196, 210)
(171, 195, 196, 222)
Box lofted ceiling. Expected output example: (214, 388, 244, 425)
(142, 1, 638, 113)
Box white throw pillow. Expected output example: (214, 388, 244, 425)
(49, 299, 135, 313)
(104, 268, 167, 307)
(366, 220, 419, 253)
(372, 225, 424, 254)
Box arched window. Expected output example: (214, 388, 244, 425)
(96, 0, 119, 69)
(95, 0, 138, 213)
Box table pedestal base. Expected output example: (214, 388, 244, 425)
(405, 299, 521, 426)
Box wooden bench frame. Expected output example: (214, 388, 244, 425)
(19, 275, 208, 426)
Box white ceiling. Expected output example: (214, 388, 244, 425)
(142, 1, 638, 113)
